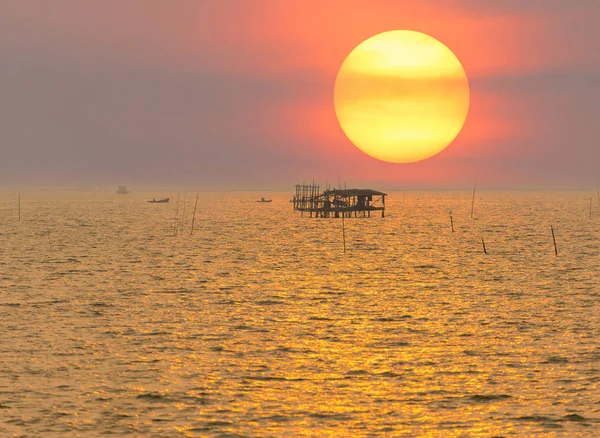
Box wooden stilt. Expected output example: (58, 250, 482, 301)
(338, 176, 346, 253)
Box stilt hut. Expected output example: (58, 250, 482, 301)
(293, 182, 386, 218)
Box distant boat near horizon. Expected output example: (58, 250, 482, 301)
(256, 197, 272, 203)
(116, 185, 129, 195)
(147, 197, 170, 203)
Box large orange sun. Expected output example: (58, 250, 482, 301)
(334, 30, 470, 163)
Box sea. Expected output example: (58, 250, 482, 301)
(1, 190, 599, 437)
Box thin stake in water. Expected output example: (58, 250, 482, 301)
(48, 229, 52, 254)
(173, 191, 181, 236)
(18, 192, 21, 221)
(190, 192, 199, 235)
(590, 197, 593, 220)
(470, 182, 476, 218)
(551, 225, 558, 256)
(482, 238, 487, 254)
(180, 190, 188, 234)
(449, 211, 454, 233)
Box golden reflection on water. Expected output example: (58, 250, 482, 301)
(1, 190, 599, 436)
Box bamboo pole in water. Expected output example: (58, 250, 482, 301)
(470, 182, 476, 218)
(180, 190, 187, 234)
(173, 191, 180, 236)
(18, 192, 21, 221)
(482, 238, 487, 254)
(450, 212, 454, 233)
(190, 192, 199, 235)
(551, 225, 558, 256)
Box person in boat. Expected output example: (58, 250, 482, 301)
(261, 197, 265, 202)
(153, 198, 155, 202)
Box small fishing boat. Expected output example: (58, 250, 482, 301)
(147, 197, 170, 203)
(256, 197, 272, 203)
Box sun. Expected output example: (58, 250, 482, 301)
(334, 30, 470, 163)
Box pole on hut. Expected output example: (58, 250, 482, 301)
(311, 179, 315, 217)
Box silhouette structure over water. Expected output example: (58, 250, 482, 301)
(293, 182, 386, 218)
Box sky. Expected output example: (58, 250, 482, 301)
(1, 0, 600, 189)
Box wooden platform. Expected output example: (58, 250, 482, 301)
(292, 183, 386, 218)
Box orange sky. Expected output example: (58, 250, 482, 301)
(1, 1, 600, 188)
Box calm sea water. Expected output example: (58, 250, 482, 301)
(1, 190, 599, 436)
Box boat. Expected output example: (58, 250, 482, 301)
(256, 197, 272, 203)
(147, 197, 170, 203)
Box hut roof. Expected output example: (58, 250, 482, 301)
(323, 188, 387, 197)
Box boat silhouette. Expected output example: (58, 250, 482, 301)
(147, 197, 170, 203)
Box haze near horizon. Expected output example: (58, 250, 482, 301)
(2, 1, 600, 189)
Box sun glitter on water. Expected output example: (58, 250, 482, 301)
(334, 30, 470, 163)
